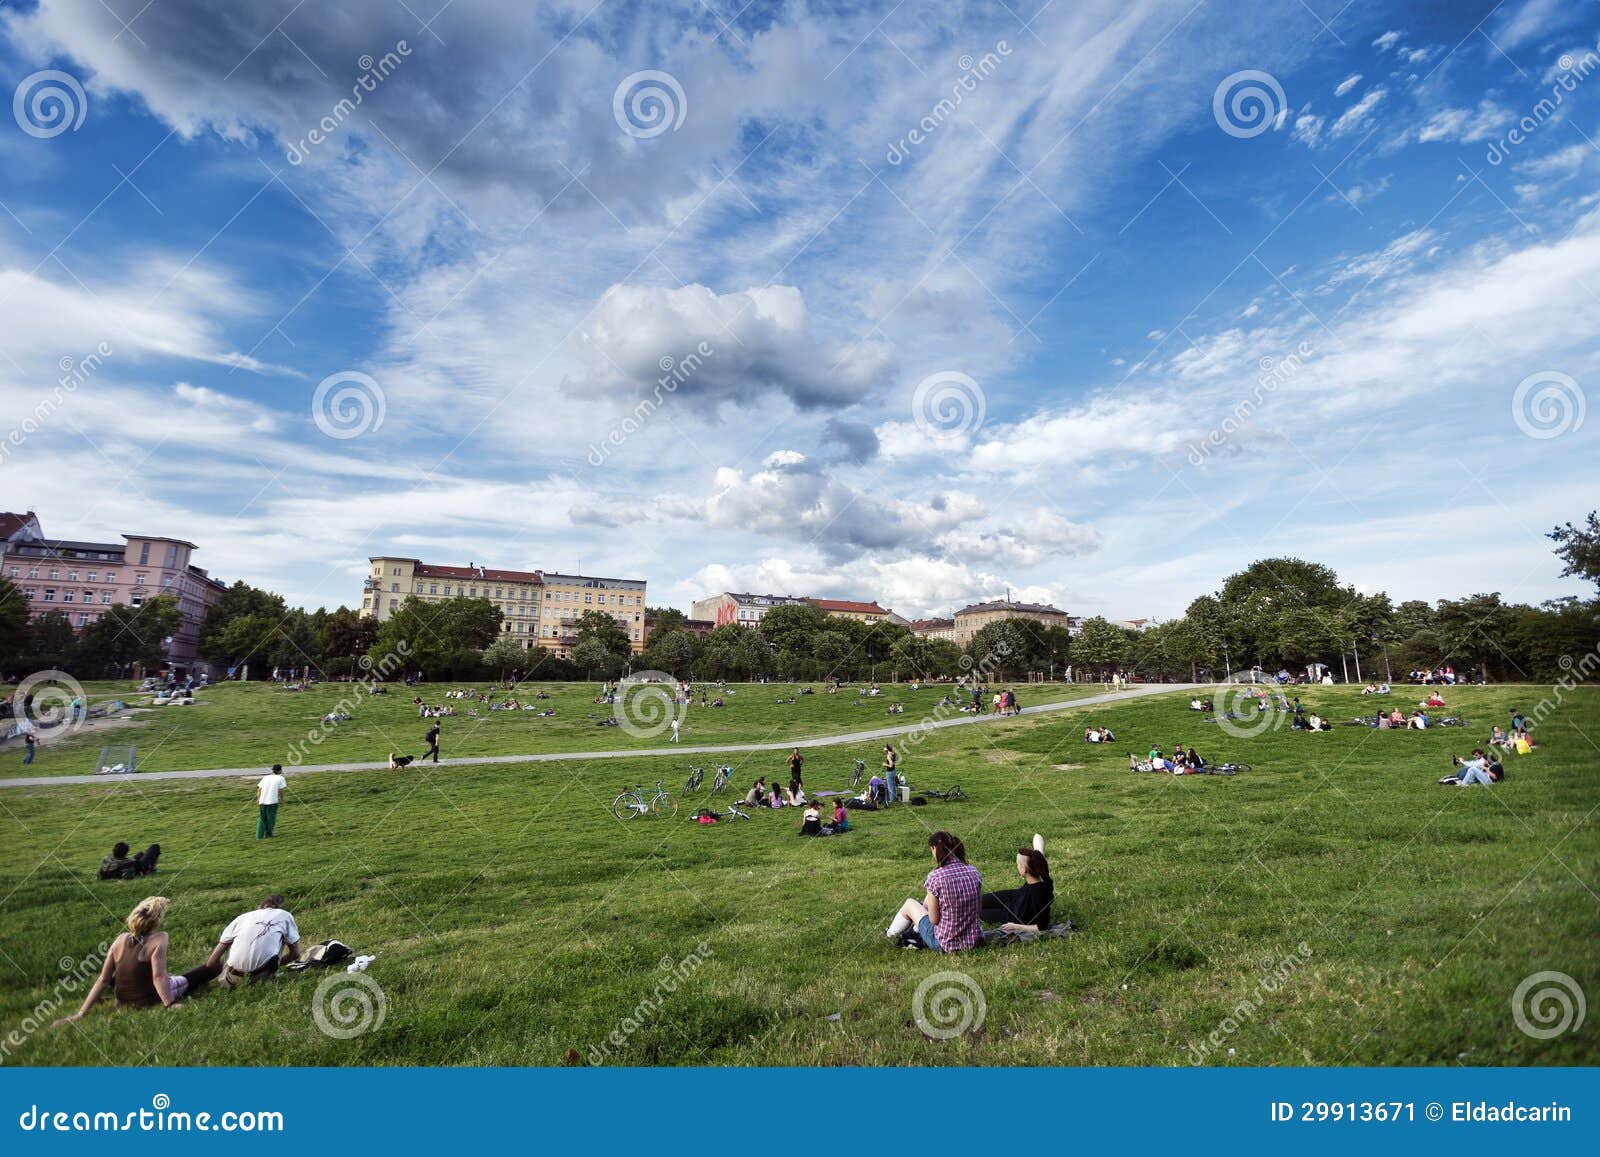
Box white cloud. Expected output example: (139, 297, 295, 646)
(1373, 30, 1403, 52)
(1334, 73, 1362, 97)
(1415, 101, 1512, 144)
(1292, 111, 1325, 147)
(1330, 87, 1386, 138)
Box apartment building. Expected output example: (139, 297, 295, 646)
(907, 617, 956, 642)
(363, 556, 647, 657)
(808, 597, 895, 624)
(951, 599, 1070, 647)
(1, 510, 225, 670)
(690, 591, 810, 628)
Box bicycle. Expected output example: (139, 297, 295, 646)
(711, 765, 734, 795)
(1204, 762, 1247, 775)
(612, 781, 679, 820)
(684, 766, 705, 793)
(923, 785, 965, 800)
(849, 759, 865, 789)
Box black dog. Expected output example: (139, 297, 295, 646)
(389, 752, 416, 769)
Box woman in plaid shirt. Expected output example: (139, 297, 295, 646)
(884, 831, 983, 951)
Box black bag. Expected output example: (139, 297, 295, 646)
(284, 939, 354, 971)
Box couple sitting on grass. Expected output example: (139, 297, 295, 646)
(53, 893, 302, 1025)
(798, 798, 849, 836)
(98, 842, 161, 880)
(884, 831, 1054, 951)
(1438, 748, 1505, 787)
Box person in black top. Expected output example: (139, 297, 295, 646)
(981, 847, 1053, 932)
(424, 722, 441, 763)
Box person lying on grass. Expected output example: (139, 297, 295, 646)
(1438, 749, 1504, 787)
(53, 896, 210, 1024)
(884, 831, 983, 952)
(981, 840, 1053, 936)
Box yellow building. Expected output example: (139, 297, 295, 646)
(808, 597, 895, 624)
(362, 557, 647, 658)
(951, 599, 1069, 647)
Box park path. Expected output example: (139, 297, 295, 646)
(0, 683, 1200, 790)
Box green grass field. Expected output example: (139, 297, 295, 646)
(0, 679, 1102, 776)
(1, 683, 1595, 1067)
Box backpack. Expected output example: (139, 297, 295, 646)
(284, 939, 354, 971)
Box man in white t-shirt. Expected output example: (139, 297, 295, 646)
(256, 763, 287, 838)
(194, 894, 302, 988)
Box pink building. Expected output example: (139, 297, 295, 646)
(1, 510, 226, 672)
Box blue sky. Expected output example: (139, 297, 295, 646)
(0, 0, 1596, 619)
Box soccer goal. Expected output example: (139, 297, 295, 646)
(96, 744, 138, 775)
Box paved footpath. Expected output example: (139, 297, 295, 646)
(0, 683, 1200, 790)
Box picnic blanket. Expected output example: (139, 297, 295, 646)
(982, 920, 1077, 946)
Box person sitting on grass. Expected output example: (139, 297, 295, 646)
(1408, 710, 1429, 730)
(1360, 683, 1378, 695)
(1489, 725, 1509, 748)
(884, 831, 983, 952)
(981, 840, 1054, 935)
(1424, 691, 1447, 708)
(1512, 727, 1535, 755)
(1185, 746, 1205, 770)
(186, 894, 302, 989)
(99, 842, 133, 880)
(830, 800, 849, 833)
(799, 801, 823, 836)
(744, 778, 767, 807)
(788, 779, 806, 806)
(52, 896, 207, 1025)
(868, 774, 887, 806)
(1305, 713, 1330, 732)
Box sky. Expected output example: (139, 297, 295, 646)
(0, 0, 1596, 620)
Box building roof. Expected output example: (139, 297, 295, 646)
(411, 563, 543, 583)
(908, 617, 955, 631)
(0, 511, 39, 540)
(809, 598, 891, 615)
(955, 599, 1068, 618)
(724, 592, 809, 606)
(123, 534, 198, 549)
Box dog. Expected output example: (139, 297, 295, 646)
(388, 752, 416, 769)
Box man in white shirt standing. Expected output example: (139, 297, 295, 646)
(193, 894, 302, 988)
(256, 763, 287, 839)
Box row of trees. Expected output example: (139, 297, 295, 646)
(4, 512, 1595, 684)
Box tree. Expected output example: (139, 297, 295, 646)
(1433, 593, 1522, 681)
(757, 603, 829, 656)
(812, 630, 849, 678)
(323, 607, 379, 670)
(574, 610, 632, 659)
(1072, 616, 1131, 677)
(645, 606, 687, 636)
(26, 609, 76, 662)
(891, 633, 933, 680)
(483, 635, 527, 682)
(0, 577, 30, 671)
(640, 628, 699, 678)
(199, 581, 287, 664)
(1550, 511, 1600, 590)
(75, 596, 181, 675)
(214, 613, 282, 674)
(371, 596, 502, 677)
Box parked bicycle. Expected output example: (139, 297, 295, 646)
(612, 781, 679, 820)
(923, 785, 965, 800)
(711, 765, 734, 794)
(849, 758, 866, 789)
(684, 766, 705, 793)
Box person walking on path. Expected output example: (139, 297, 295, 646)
(670, 717, 681, 743)
(22, 732, 36, 765)
(255, 764, 287, 839)
(424, 721, 441, 763)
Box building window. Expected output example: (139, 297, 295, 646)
(165, 545, 178, 567)
(138, 544, 150, 565)
(130, 593, 143, 607)
(23, 588, 34, 600)
(388, 598, 397, 610)
(48, 568, 59, 579)
(27, 567, 38, 579)
(104, 571, 116, 583)
(42, 588, 55, 602)
(390, 583, 399, 593)
(101, 593, 111, 604)
(77, 613, 89, 627)
(135, 574, 146, 585)
(392, 567, 400, 576)
(85, 571, 97, 582)
(429, 584, 437, 595)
